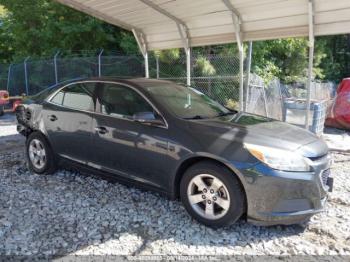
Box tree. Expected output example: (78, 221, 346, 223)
(0, 0, 138, 62)
(316, 35, 350, 82)
(0, 5, 14, 63)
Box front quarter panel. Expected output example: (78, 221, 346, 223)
(167, 120, 259, 196)
(179, 120, 259, 167)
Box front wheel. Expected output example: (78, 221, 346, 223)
(26, 132, 57, 175)
(180, 161, 246, 228)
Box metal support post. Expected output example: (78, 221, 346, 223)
(24, 57, 30, 96)
(6, 64, 12, 92)
(132, 29, 149, 78)
(238, 45, 244, 112)
(54, 51, 60, 84)
(176, 23, 191, 87)
(98, 49, 104, 77)
(305, 0, 315, 129)
(244, 41, 253, 112)
(144, 52, 149, 78)
(223, 0, 244, 111)
(186, 47, 191, 87)
(156, 55, 160, 79)
(139, 0, 191, 84)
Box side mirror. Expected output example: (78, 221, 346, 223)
(133, 112, 165, 126)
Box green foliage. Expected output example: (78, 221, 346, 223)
(251, 38, 310, 83)
(316, 35, 350, 82)
(0, 0, 138, 62)
(251, 37, 350, 83)
(119, 31, 138, 55)
(158, 49, 181, 63)
(254, 61, 281, 84)
(195, 56, 216, 76)
(0, 5, 14, 63)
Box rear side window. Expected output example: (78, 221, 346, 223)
(50, 83, 95, 111)
(98, 83, 154, 118)
(51, 91, 64, 105)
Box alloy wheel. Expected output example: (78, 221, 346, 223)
(187, 174, 230, 220)
(28, 139, 46, 170)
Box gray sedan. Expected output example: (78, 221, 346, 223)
(16, 78, 333, 227)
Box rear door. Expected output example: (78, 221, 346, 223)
(43, 82, 96, 164)
(91, 82, 171, 190)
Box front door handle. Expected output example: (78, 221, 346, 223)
(95, 126, 108, 135)
(48, 115, 58, 121)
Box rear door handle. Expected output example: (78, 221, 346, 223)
(95, 126, 108, 135)
(48, 115, 58, 121)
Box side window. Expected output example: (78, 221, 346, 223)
(99, 83, 154, 118)
(51, 91, 64, 105)
(50, 83, 95, 111)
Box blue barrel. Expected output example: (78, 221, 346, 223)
(283, 99, 327, 136)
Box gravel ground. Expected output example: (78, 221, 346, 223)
(0, 114, 350, 256)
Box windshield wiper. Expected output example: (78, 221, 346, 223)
(183, 115, 208, 120)
(215, 111, 237, 118)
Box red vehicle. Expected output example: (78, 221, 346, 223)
(326, 78, 350, 130)
(0, 90, 24, 116)
(0, 90, 9, 116)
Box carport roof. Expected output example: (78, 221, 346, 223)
(55, 0, 350, 50)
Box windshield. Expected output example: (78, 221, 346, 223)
(144, 82, 234, 119)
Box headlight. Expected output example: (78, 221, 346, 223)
(244, 143, 312, 172)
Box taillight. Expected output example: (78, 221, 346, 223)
(0, 91, 9, 100)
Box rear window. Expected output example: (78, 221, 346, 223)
(50, 83, 95, 111)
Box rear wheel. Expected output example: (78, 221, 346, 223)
(180, 161, 245, 227)
(26, 132, 57, 175)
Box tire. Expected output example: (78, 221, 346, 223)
(26, 132, 57, 175)
(180, 161, 245, 228)
(0, 106, 4, 116)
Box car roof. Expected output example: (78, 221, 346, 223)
(70, 77, 177, 87)
(41, 77, 180, 99)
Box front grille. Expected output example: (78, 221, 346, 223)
(321, 169, 330, 187)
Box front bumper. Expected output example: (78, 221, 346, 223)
(240, 155, 333, 226)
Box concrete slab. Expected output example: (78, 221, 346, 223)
(323, 127, 350, 152)
(0, 113, 18, 137)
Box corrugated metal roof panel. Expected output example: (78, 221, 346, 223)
(55, 0, 350, 50)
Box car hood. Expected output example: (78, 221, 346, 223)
(188, 113, 328, 157)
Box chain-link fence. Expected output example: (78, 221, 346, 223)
(1, 51, 336, 134)
(148, 51, 241, 107)
(2, 51, 242, 110)
(246, 73, 336, 135)
(5, 54, 146, 96)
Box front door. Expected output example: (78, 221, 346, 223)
(91, 82, 170, 190)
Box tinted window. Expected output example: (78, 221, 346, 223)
(98, 83, 153, 118)
(50, 83, 95, 111)
(51, 91, 64, 105)
(143, 82, 232, 119)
